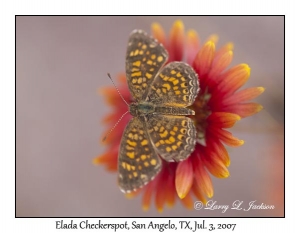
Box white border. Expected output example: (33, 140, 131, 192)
(2, 0, 297, 232)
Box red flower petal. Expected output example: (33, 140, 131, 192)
(206, 136, 230, 167)
(191, 181, 207, 204)
(222, 103, 263, 118)
(165, 163, 177, 207)
(215, 42, 234, 58)
(186, 29, 200, 65)
(165, 169, 176, 207)
(193, 41, 216, 77)
(93, 147, 118, 166)
(180, 193, 194, 209)
(202, 148, 230, 178)
(222, 87, 265, 106)
(192, 153, 214, 198)
(169, 20, 185, 61)
(155, 169, 168, 212)
(142, 182, 155, 211)
(213, 64, 251, 97)
(207, 112, 241, 128)
(209, 50, 233, 78)
(106, 163, 118, 171)
(209, 127, 244, 147)
(175, 158, 193, 199)
(117, 73, 127, 84)
(151, 23, 167, 48)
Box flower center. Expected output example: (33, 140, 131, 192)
(190, 90, 212, 139)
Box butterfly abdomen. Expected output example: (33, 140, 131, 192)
(154, 106, 195, 116)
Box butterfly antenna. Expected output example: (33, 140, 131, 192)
(107, 73, 129, 106)
(102, 111, 129, 142)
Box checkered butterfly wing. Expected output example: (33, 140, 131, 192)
(125, 30, 168, 101)
(146, 115, 197, 162)
(118, 117, 162, 193)
(146, 62, 199, 106)
(145, 62, 199, 161)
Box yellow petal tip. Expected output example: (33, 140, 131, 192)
(257, 87, 265, 94)
(223, 172, 230, 178)
(207, 192, 214, 198)
(178, 192, 187, 199)
(151, 22, 161, 30)
(226, 160, 231, 167)
(205, 40, 216, 48)
(142, 205, 149, 211)
(157, 207, 164, 213)
(125, 193, 134, 199)
(92, 158, 100, 165)
(173, 19, 184, 29)
(241, 63, 251, 75)
(240, 140, 245, 145)
(187, 29, 198, 38)
(226, 42, 234, 50)
(256, 104, 264, 113)
(235, 115, 241, 121)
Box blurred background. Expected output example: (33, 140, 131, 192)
(16, 16, 284, 217)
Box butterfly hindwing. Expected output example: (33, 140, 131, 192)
(146, 115, 197, 162)
(118, 117, 162, 193)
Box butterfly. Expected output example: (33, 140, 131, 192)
(118, 30, 200, 193)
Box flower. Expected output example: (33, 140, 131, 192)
(94, 20, 264, 212)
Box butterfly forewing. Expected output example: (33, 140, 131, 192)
(125, 30, 168, 101)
